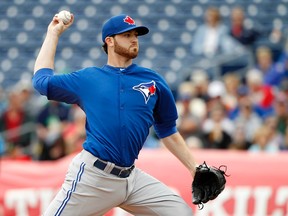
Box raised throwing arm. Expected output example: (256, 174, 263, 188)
(34, 13, 74, 73)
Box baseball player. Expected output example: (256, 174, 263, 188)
(33, 13, 197, 216)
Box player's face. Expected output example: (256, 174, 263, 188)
(113, 30, 139, 59)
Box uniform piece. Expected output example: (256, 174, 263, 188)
(44, 150, 192, 215)
(192, 161, 227, 208)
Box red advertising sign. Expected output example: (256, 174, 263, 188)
(0, 149, 287, 216)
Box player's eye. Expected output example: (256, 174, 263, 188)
(123, 33, 130, 37)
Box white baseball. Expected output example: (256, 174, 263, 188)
(57, 10, 71, 25)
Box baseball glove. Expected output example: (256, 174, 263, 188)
(192, 161, 228, 208)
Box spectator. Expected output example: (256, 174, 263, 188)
(272, 92, 288, 135)
(191, 7, 245, 78)
(201, 102, 234, 149)
(245, 69, 275, 118)
(191, 7, 239, 58)
(190, 69, 210, 102)
(232, 97, 263, 143)
(176, 81, 204, 143)
(0, 88, 34, 159)
(206, 80, 226, 113)
(229, 125, 252, 150)
(222, 73, 241, 112)
(249, 116, 283, 153)
(248, 125, 279, 153)
(265, 115, 285, 149)
(280, 126, 288, 151)
(35, 101, 71, 160)
(279, 78, 288, 98)
(229, 6, 261, 48)
(254, 46, 286, 87)
(14, 80, 46, 119)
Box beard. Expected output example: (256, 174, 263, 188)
(114, 39, 138, 59)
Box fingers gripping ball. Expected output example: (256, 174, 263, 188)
(192, 161, 228, 209)
(57, 10, 72, 25)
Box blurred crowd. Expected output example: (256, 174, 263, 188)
(173, 6, 288, 153)
(0, 81, 86, 160)
(1, 6, 288, 161)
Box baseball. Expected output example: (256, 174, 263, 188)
(57, 10, 71, 25)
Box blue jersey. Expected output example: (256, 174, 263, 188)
(32, 64, 178, 166)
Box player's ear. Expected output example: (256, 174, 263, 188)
(105, 36, 114, 47)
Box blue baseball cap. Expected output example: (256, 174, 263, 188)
(102, 14, 149, 42)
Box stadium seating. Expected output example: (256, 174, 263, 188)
(0, 0, 287, 90)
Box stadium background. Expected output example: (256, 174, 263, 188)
(1, 0, 287, 90)
(1, 0, 288, 215)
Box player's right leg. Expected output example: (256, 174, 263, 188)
(42, 150, 128, 216)
(120, 168, 193, 216)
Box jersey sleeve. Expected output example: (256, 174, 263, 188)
(32, 68, 81, 105)
(153, 77, 178, 139)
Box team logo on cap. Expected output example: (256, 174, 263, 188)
(124, 15, 135, 25)
(133, 81, 156, 104)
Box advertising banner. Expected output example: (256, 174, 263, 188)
(0, 149, 287, 216)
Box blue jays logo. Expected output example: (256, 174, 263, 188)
(133, 81, 156, 104)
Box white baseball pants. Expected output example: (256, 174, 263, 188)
(43, 149, 193, 216)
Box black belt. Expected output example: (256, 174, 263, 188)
(93, 159, 135, 178)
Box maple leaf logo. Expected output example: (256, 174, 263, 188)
(148, 85, 156, 94)
(123, 15, 135, 25)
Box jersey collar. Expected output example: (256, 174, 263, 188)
(102, 64, 136, 73)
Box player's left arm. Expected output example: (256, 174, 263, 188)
(152, 76, 197, 177)
(161, 132, 197, 178)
